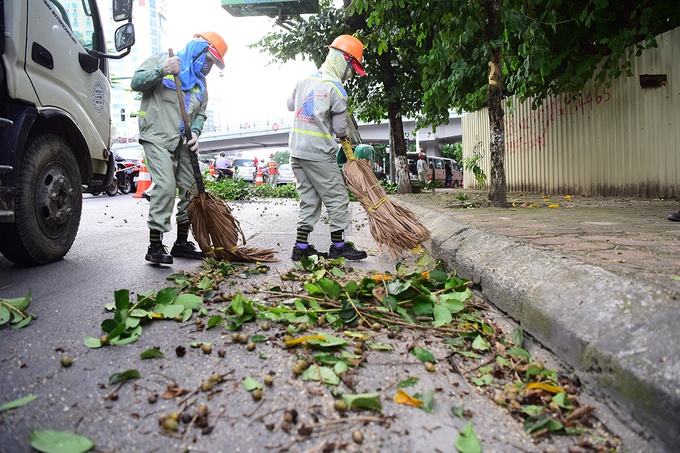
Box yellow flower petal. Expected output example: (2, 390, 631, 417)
(526, 382, 564, 393)
(548, 204, 560, 209)
(284, 334, 326, 345)
(394, 390, 424, 407)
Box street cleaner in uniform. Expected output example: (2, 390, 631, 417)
(131, 32, 227, 264)
(287, 34, 368, 261)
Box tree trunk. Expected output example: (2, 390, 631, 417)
(486, 0, 507, 207)
(376, 50, 412, 194)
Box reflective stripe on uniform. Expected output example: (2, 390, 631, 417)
(291, 127, 333, 139)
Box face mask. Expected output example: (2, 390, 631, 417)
(341, 62, 354, 83)
(201, 60, 213, 76)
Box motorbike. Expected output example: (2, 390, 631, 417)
(115, 159, 136, 194)
(83, 177, 118, 197)
(216, 166, 234, 181)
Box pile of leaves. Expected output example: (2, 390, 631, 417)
(73, 254, 617, 451)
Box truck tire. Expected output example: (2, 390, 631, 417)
(0, 134, 82, 266)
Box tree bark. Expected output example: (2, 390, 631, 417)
(486, 0, 507, 207)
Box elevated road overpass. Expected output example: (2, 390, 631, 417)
(198, 114, 463, 156)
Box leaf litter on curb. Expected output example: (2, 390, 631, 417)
(72, 253, 620, 451)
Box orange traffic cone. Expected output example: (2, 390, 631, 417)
(134, 160, 152, 198)
(209, 162, 216, 177)
(255, 167, 263, 185)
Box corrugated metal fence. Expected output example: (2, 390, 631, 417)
(462, 27, 680, 197)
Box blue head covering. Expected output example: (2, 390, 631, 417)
(162, 38, 210, 93)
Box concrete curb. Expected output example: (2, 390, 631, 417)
(396, 198, 680, 451)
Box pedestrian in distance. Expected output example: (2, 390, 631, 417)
(417, 153, 428, 185)
(287, 34, 369, 262)
(444, 160, 452, 187)
(267, 153, 279, 187)
(131, 31, 227, 264)
(215, 151, 233, 180)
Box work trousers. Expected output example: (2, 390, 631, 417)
(290, 157, 349, 234)
(142, 139, 197, 233)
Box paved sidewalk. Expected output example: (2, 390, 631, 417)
(393, 190, 679, 451)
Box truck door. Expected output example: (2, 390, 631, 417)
(25, 0, 110, 156)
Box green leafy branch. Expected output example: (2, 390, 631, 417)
(0, 291, 36, 329)
(84, 288, 204, 348)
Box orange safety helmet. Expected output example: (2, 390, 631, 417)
(328, 35, 366, 76)
(195, 32, 227, 70)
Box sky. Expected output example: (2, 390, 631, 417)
(165, 0, 320, 128)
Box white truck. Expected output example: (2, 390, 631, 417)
(0, 0, 135, 266)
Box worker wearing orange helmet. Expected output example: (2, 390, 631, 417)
(287, 34, 368, 261)
(267, 153, 279, 187)
(131, 32, 227, 265)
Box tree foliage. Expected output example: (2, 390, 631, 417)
(255, 0, 679, 200)
(355, 0, 680, 128)
(352, 0, 679, 205)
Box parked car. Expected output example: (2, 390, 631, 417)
(277, 163, 295, 184)
(231, 158, 258, 182)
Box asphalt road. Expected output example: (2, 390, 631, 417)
(0, 193, 640, 452)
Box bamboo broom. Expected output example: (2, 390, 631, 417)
(169, 49, 277, 263)
(340, 138, 431, 254)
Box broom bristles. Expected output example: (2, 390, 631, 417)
(343, 159, 430, 255)
(188, 193, 278, 263)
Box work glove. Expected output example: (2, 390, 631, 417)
(162, 56, 180, 75)
(184, 132, 199, 155)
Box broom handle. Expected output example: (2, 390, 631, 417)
(341, 138, 356, 161)
(169, 49, 205, 195)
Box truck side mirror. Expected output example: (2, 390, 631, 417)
(113, 0, 133, 22)
(114, 24, 135, 52)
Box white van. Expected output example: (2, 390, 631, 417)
(407, 154, 463, 188)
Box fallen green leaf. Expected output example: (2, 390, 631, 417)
(414, 389, 435, 413)
(412, 346, 435, 363)
(243, 376, 263, 391)
(511, 327, 523, 348)
(450, 405, 465, 419)
(365, 340, 393, 351)
(524, 414, 564, 433)
(206, 315, 223, 329)
(455, 422, 482, 453)
(83, 337, 102, 349)
(471, 335, 490, 351)
(29, 429, 94, 453)
(108, 369, 140, 385)
(139, 348, 164, 360)
(397, 377, 420, 388)
(0, 394, 37, 412)
(307, 334, 347, 348)
(301, 365, 339, 385)
(341, 393, 382, 412)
